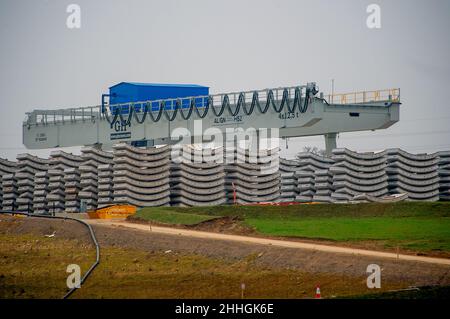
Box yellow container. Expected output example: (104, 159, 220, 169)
(87, 205, 136, 219)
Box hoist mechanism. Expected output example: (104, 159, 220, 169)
(23, 82, 401, 155)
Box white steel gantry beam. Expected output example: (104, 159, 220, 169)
(22, 84, 400, 154)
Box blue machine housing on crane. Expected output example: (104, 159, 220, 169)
(103, 82, 209, 114)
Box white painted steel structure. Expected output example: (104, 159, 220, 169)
(22, 84, 401, 155)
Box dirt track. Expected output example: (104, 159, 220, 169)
(1, 215, 450, 287)
(89, 219, 450, 266)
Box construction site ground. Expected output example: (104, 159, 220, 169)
(0, 214, 449, 299)
(132, 203, 450, 259)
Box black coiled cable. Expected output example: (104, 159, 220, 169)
(104, 86, 313, 125)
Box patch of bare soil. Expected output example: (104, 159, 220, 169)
(128, 216, 256, 235)
(1, 214, 449, 289)
(188, 216, 256, 235)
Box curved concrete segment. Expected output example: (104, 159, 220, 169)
(171, 189, 225, 202)
(172, 183, 225, 196)
(170, 176, 224, 189)
(387, 148, 440, 161)
(113, 155, 170, 168)
(171, 197, 226, 207)
(171, 163, 224, 176)
(227, 177, 280, 190)
(172, 145, 224, 164)
(332, 148, 387, 160)
(172, 169, 226, 182)
(353, 193, 408, 203)
(114, 143, 170, 155)
(114, 183, 170, 195)
(113, 196, 170, 207)
(114, 175, 168, 188)
(81, 146, 114, 160)
(113, 169, 170, 182)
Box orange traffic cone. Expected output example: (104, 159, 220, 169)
(315, 285, 321, 299)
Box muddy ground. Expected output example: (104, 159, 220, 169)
(1, 215, 449, 288)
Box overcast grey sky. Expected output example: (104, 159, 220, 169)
(0, 0, 449, 160)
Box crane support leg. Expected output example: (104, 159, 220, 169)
(324, 133, 337, 157)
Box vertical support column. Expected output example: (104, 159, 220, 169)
(324, 133, 337, 157)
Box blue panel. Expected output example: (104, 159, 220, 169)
(108, 82, 209, 114)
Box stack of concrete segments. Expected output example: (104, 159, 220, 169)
(47, 151, 83, 213)
(312, 168, 334, 202)
(15, 153, 50, 212)
(0, 158, 18, 210)
(98, 164, 114, 208)
(112, 143, 171, 207)
(46, 168, 65, 213)
(1, 174, 18, 211)
(386, 148, 440, 201)
(279, 158, 300, 202)
(295, 152, 334, 202)
(79, 164, 98, 211)
(330, 149, 388, 202)
(0, 158, 17, 178)
(32, 171, 49, 214)
(80, 146, 114, 165)
(79, 146, 114, 211)
(438, 151, 450, 201)
(224, 147, 280, 204)
(170, 145, 226, 207)
(64, 168, 81, 212)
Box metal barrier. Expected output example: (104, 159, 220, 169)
(326, 88, 400, 104)
(0, 210, 100, 299)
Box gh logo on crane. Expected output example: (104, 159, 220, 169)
(111, 120, 130, 132)
(110, 120, 132, 140)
